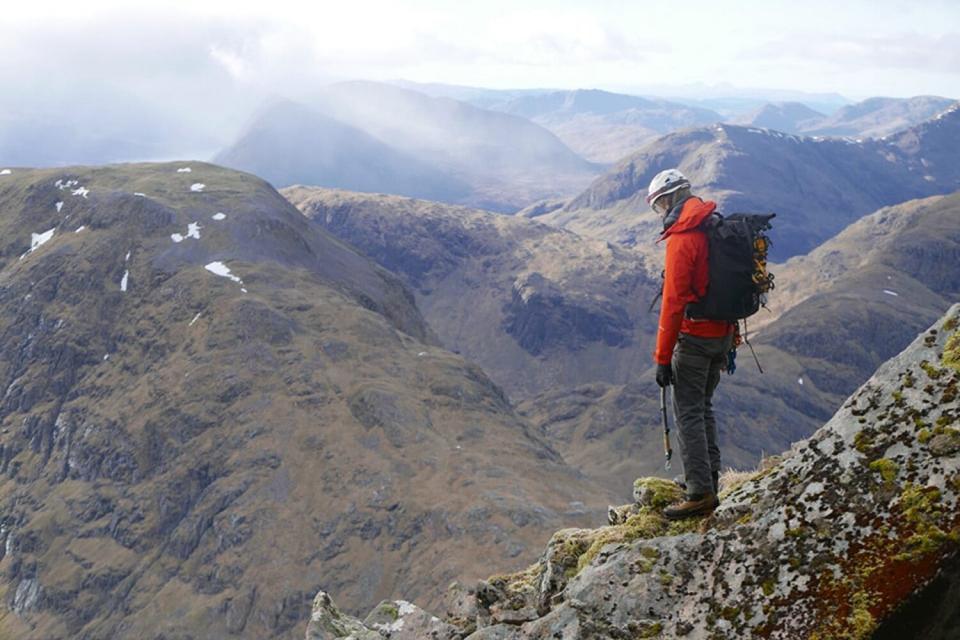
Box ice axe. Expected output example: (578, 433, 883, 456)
(660, 385, 673, 470)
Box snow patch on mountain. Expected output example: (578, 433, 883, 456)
(205, 261, 246, 292)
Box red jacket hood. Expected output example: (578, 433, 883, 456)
(659, 197, 717, 240)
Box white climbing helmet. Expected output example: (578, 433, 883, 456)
(645, 169, 690, 208)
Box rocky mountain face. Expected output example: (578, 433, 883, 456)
(306, 303, 960, 639)
(281, 187, 659, 401)
(217, 82, 601, 213)
(484, 89, 721, 164)
(545, 103, 960, 261)
(747, 189, 960, 394)
(0, 164, 605, 639)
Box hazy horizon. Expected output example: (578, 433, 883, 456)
(2, 0, 958, 167)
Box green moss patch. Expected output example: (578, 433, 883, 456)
(634, 621, 663, 638)
(943, 329, 960, 374)
(920, 360, 945, 380)
(895, 483, 959, 561)
(633, 477, 685, 509)
(868, 459, 899, 485)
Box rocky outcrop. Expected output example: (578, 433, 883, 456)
(307, 304, 960, 638)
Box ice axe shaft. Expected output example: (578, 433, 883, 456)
(660, 385, 673, 470)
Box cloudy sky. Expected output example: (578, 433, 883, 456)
(1, 0, 957, 162)
(3, 0, 958, 98)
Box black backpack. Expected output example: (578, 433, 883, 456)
(685, 212, 776, 322)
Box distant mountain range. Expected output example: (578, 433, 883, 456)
(394, 79, 852, 118)
(217, 81, 602, 212)
(731, 102, 827, 134)
(394, 83, 952, 164)
(0, 164, 603, 639)
(540, 102, 960, 261)
(735, 95, 956, 138)
(481, 89, 722, 163)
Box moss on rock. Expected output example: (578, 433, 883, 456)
(943, 328, 960, 373)
(633, 477, 685, 509)
(895, 483, 959, 561)
(868, 458, 899, 485)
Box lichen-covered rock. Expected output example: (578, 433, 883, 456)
(306, 594, 460, 639)
(632, 477, 685, 509)
(305, 591, 380, 640)
(472, 304, 960, 639)
(444, 581, 479, 634)
(363, 599, 460, 639)
(308, 305, 960, 640)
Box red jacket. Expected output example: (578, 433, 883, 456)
(654, 197, 733, 365)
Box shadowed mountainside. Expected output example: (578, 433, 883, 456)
(281, 186, 659, 401)
(217, 82, 602, 213)
(0, 164, 604, 639)
(213, 101, 471, 203)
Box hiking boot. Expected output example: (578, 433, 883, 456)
(663, 493, 718, 520)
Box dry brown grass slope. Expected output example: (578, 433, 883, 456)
(0, 164, 603, 640)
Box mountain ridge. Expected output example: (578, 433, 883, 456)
(545, 103, 960, 261)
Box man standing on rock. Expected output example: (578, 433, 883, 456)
(647, 169, 734, 519)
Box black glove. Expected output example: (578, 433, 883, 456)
(656, 364, 673, 388)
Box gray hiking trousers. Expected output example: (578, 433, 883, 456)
(671, 331, 734, 497)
